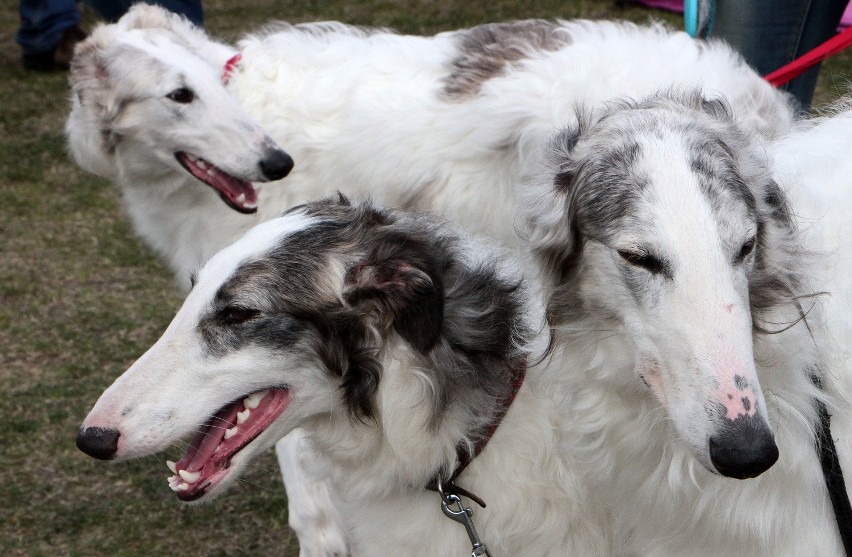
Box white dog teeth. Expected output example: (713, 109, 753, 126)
(179, 469, 201, 483)
(243, 390, 269, 409)
(236, 409, 250, 424)
(197, 159, 207, 169)
(166, 460, 177, 473)
(224, 426, 238, 440)
(176, 482, 190, 491)
(236, 193, 246, 204)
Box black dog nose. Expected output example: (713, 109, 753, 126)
(258, 148, 294, 181)
(76, 427, 120, 460)
(709, 415, 779, 479)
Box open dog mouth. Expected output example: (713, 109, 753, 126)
(166, 387, 291, 501)
(175, 152, 259, 214)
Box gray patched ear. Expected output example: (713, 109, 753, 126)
(334, 191, 351, 206)
(548, 106, 595, 195)
(551, 127, 582, 193)
(759, 179, 793, 227)
(699, 96, 734, 122)
(344, 237, 444, 353)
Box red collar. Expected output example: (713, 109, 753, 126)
(222, 53, 242, 85)
(427, 358, 527, 508)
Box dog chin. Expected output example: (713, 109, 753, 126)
(177, 453, 251, 505)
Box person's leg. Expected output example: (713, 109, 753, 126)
(80, 0, 127, 22)
(713, 0, 847, 110)
(83, 0, 203, 26)
(153, 0, 203, 26)
(18, 0, 78, 57)
(17, 0, 83, 70)
(789, 0, 849, 108)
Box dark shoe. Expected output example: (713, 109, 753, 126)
(22, 50, 57, 71)
(21, 26, 87, 71)
(53, 25, 87, 67)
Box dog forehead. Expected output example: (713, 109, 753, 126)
(194, 212, 319, 296)
(596, 115, 753, 224)
(115, 28, 213, 82)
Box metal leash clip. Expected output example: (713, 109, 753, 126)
(438, 481, 492, 557)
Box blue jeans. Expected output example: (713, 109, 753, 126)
(17, 0, 79, 56)
(84, 0, 203, 25)
(17, 0, 203, 55)
(712, 0, 848, 111)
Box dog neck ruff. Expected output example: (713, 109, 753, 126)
(427, 358, 527, 508)
(426, 358, 525, 557)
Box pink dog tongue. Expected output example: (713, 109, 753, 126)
(182, 403, 240, 472)
(167, 389, 293, 501)
(175, 152, 258, 214)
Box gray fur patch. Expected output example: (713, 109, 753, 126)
(688, 136, 756, 218)
(198, 197, 532, 428)
(550, 119, 647, 246)
(442, 20, 570, 99)
(762, 180, 793, 227)
(531, 91, 813, 336)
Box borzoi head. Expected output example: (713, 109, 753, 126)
(66, 4, 293, 213)
(77, 195, 532, 501)
(527, 93, 805, 479)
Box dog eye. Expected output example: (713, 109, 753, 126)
(736, 237, 756, 263)
(617, 249, 667, 276)
(166, 87, 195, 104)
(217, 306, 260, 325)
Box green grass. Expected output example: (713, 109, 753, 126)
(2, 1, 850, 555)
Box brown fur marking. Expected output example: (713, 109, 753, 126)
(443, 20, 570, 99)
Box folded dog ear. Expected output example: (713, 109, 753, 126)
(69, 37, 110, 102)
(67, 34, 122, 179)
(699, 96, 734, 123)
(344, 242, 444, 354)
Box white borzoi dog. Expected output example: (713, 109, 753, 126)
(76, 196, 612, 556)
(523, 91, 851, 555)
(66, 6, 796, 553)
(66, 4, 796, 294)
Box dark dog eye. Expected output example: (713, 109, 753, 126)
(166, 87, 195, 104)
(618, 249, 668, 276)
(736, 237, 756, 263)
(217, 306, 260, 325)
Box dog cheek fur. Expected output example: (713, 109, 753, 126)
(303, 308, 385, 422)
